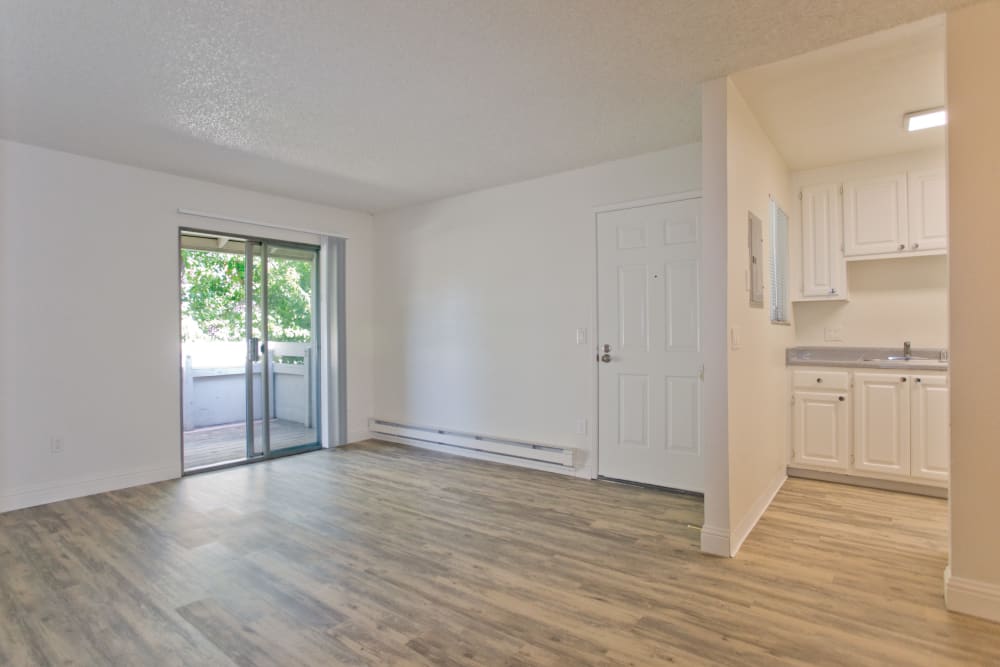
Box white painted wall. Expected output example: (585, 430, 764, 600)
(794, 256, 948, 347)
(726, 79, 795, 553)
(790, 149, 949, 349)
(700, 78, 794, 557)
(0, 140, 374, 511)
(699, 78, 732, 554)
(945, 0, 1000, 624)
(372, 145, 702, 476)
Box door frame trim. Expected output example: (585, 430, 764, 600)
(591, 190, 703, 481)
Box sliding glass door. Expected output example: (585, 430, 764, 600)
(180, 230, 321, 472)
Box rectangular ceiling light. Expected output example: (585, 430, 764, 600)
(905, 108, 947, 132)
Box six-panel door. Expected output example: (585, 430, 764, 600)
(596, 198, 703, 492)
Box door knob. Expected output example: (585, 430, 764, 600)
(600, 353, 612, 363)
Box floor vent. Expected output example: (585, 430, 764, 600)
(368, 419, 575, 468)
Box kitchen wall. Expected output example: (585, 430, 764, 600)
(700, 78, 794, 557)
(945, 0, 1000, 624)
(372, 144, 702, 477)
(0, 140, 375, 511)
(791, 149, 948, 349)
(794, 255, 948, 347)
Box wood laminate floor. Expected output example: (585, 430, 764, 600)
(1, 440, 997, 666)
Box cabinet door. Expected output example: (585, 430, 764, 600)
(843, 174, 908, 257)
(910, 375, 950, 482)
(853, 372, 911, 477)
(800, 184, 846, 298)
(907, 168, 948, 252)
(792, 390, 849, 470)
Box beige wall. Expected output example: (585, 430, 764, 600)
(701, 77, 793, 556)
(794, 255, 948, 347)
(945, 0, 1000, 622)
(725, 79, 795, 546)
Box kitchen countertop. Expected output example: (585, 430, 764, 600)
(787, 346, 949, 371)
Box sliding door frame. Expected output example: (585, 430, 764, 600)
(179, 227, 332, 475)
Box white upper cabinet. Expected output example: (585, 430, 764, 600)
(907, 168, 948, 252)
(800, 184, 846, 298)
(843, 173, 909, 257)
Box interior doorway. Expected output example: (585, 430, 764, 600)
(179, 229, 322, 472)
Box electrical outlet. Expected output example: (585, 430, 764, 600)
(50, 437, 64, 454)
(575, 419, 588, 435)
(824, 327, 844, 342)
(730, 326, 743, 350)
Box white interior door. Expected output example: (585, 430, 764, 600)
(597, 197, 702, 492)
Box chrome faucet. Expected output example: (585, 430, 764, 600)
(903, 341, 912, 359)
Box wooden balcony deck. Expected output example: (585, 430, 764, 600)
(183, 419, 317, 470)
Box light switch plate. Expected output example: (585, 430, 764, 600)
(575, 328, 587, 345)
(730, 326, 742, 350)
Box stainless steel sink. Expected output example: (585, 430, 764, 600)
(864, 355, 943, 363)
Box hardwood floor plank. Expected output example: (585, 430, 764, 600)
(1, 440, 999, 666)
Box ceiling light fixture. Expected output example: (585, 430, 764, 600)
(904, 107, 947, 132)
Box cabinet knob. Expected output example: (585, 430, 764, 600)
(816, 378, 823, 383)
(912, 243, 919, 250)
(838, 396, 845, 402)
(915, 378, 922, 383)
(901, 377, 907, 382)
(898, 244, 905, 251)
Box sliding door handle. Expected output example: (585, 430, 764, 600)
(249, 337, 261, 362)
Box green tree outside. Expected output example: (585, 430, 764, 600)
(181, 249, 314, 344)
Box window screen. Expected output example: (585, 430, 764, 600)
(770, 200, 790, 324)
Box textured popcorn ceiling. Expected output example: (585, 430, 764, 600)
(0, 1, 974, 212)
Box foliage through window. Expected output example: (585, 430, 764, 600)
(181, 249, 314, 342)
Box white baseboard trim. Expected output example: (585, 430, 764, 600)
(731, 472, 787, 555)
(945, 566, 1000, 623)
(374, 434, 579, 478)
(700, 524, 732, 557)
(700, 472, 787, 558)
(0, 465, 180, 514)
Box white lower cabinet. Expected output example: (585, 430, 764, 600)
(853, 372, 911, 478)
(793, 391, 849, 469)
(790, 367, 949, 487)
(910, 374, 950, 482)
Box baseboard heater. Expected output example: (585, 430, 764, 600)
(368, 419, 575, 468)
